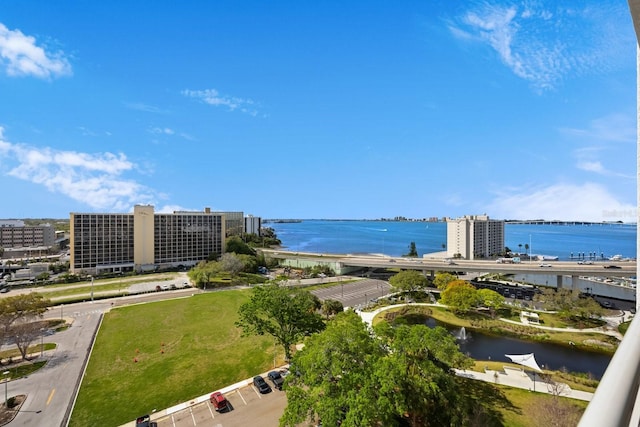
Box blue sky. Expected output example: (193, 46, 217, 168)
(0, 1, 637, 221)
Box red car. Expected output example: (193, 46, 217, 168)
(210, 391, 230, 412)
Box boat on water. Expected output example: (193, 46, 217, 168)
(535, 254, 559, 261)
(609, 254, 623, 261)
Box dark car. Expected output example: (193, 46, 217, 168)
(135, 415, 157, 427)
(210, 391, 230, 412)
(253, 375, 272, 394)
(604, 265, 622, 269)
(267, 370, 285, 390)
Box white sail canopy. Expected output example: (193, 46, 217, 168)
(505, 353, 543, 372)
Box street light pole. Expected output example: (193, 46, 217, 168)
(40, 328, 44, 358)
(3, 371, 8, 408)
(90, 276, 94, 302)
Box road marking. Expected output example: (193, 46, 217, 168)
(46, 389, 55, 405)
(207, 400, 215, 419)
(190, 406, 197, 426)
(237, 388, 247, 405)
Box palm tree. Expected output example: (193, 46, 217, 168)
(518, 243, 523, 254)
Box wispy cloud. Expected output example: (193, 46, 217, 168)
(448, 2, 632, 91)
(182, 88, 259, 116)
(0, 127, 157, 211)
(487, 182, 636, 222)
(124, 102, 168, 114)
(0, 22, 72, 79)
(149, 127, 175, 135)
(560, 113, 636, 143)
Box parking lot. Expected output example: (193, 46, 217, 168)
(152, 381, 288, 427)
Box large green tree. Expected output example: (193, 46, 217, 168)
(225, 236, 256, 256)
(440, 280, 480, 313)
(433, 272, 457, 290)
(281, 311, 472, 427)
(236, 284, 325, 361)
(0, 293, 50, 359)
(534, 288, 603, 320)
(389, 270, 428, 293)
(477, 288, 505, 318)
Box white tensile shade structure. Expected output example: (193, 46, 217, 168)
(505, 353, 542, 392)
(505, 353, 543, 372)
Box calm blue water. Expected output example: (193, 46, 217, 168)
(266, 220, 636, 260)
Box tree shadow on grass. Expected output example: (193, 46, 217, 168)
(457, 377, 519, 427)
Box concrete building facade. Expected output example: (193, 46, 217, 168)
(70, 205, 225, 275)
(0, 221, 56, 251)
(446, 214, 505, 260)
(244, 215, 262, 236)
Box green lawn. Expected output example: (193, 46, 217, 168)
(69, 290, 282, 427)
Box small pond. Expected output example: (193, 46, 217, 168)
(419, 316, 612, 379)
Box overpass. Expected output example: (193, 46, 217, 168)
(260, 249, 636, 287)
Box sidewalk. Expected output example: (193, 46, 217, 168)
(453, 367, 593, 401)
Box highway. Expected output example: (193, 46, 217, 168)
(262, 250, 637, 278)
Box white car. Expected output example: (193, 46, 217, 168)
(539, 263, 552, 268)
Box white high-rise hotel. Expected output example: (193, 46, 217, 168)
(446, 214, 505, 260)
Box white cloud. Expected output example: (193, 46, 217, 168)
(0, 131, 158, 211)
(449, 2, 632, 91)
(124, 102, 168, 114)
(0, 22, 72, 79)
(182, 88, 259, 116)
(149, 127, 175, 135)
(576, 161, 604, 174)
(487, 182, 636, 222)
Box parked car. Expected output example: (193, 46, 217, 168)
(267, 370, 285, 390)
(253, 375, 271, 394)
(135, 415, 157, 427)
(209, 391, 230, 412)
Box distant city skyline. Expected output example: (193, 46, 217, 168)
(0, 1, 636, 222)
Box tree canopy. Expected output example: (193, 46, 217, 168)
(225, 236, 256, 256)
(0, 293, 50, 360)
(236, 284, 325, 361)
(440, 280, 480, 313)
(433, 272, 458, 290)
(281, 310, 473, 427)
(404, 242, 418, 257)
(389, 270, 428, 293)
(534, 288, 603, 320)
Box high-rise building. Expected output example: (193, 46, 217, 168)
(446, 214, 504, 260)
(70, 205, 225, 275)
(244, 215, 262, 236)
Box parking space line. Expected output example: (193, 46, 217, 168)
(206, 400, 215, 420)
(190, 406, 197, 426)
(251, 386, 262, 398)
(171, 413, 177, 427)
(237, 388, 248, 405)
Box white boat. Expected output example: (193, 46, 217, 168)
(536, 254, 559, 261)
(609, 254, 623, 261)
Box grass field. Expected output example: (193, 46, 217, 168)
(69, 290, 282, 427)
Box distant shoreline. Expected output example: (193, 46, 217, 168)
(264, 218, 636, 226)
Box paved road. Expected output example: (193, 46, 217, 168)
(7, 299, 109, 427)
(3, 286, 202, 427)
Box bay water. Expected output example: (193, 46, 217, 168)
(266, 220, 636, 260)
